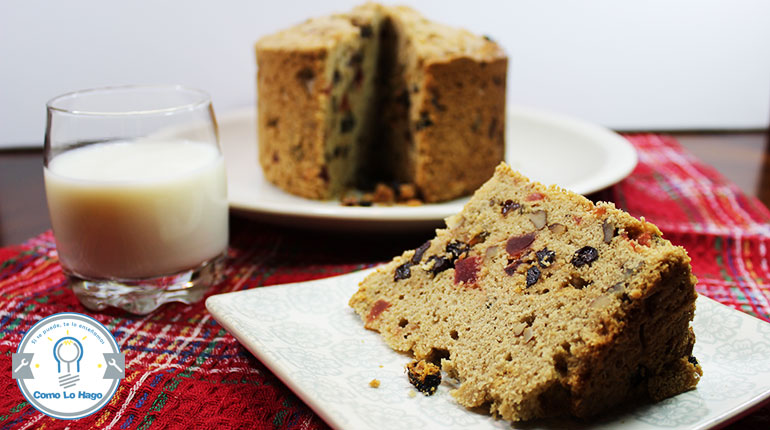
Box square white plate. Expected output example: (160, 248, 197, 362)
(206, 269, 770, 429)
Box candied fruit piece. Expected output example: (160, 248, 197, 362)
(526, 192, 545, 201)
(454, 256, 480, 285)
(406, 360, 441, 396)
(366, 299, 391, 323)
(637, 232, 652, 246)
(506, 232, 536, 256)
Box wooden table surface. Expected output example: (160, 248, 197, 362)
(2, 132, 768, 248)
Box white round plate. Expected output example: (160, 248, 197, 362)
(220, 106, 637, 231)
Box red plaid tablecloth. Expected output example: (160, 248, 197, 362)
(1, 134, 769, 429)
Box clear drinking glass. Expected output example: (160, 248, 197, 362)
(44, 85, 228, 314)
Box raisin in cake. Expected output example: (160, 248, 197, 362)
(349, 163, 702, 421)
(255, 3, 506, 202)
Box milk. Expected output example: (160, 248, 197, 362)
(44, 140, 228, 279)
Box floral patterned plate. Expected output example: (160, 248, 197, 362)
(206, 269, 770, 429)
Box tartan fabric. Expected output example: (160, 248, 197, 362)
(1, 133, 769, 429)
(612, 134, 770, 321)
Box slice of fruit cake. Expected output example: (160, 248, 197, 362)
(349, 162, 701, 421)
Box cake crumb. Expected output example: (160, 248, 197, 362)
(340, 183, 425, 207)
(369, 379, 381, 388)
(406, 359, 441, 395)
(398, 183, 418, 200)
(408, 390, 417, 398)
(372, 183, 396, 203)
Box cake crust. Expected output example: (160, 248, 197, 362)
(256, 47, 330, 199)
(349, 163, 701, 421)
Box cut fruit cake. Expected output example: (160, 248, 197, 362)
(255, 3, 506, 202)
(349, 163, 702, 421)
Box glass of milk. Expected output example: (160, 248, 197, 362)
(44, 85, 228, 314)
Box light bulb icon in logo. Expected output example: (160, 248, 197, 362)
(53, 336, 83, 388)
